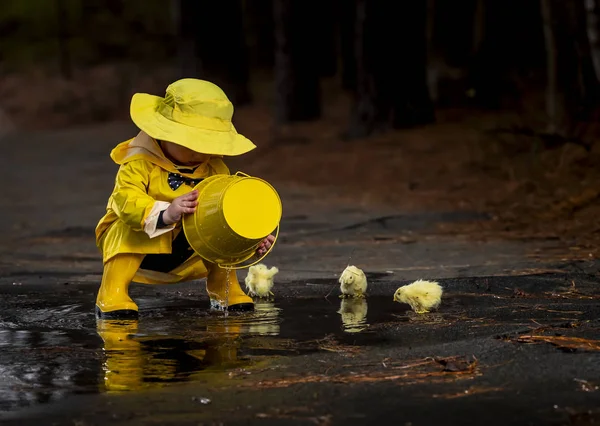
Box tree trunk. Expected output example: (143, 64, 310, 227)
(468, 0, 545, 109)
(250, 0, 275, 68)
(430, 0, 477, 68)
(55, 0, 72, 79)
(472, 0, 485, 55)
(391, 0, 435, 129)
(346, 0, 376, 137)
(564, 0, 599, 112)
(468, 0, 509, 109)
(193, 0, 251, 105)
(273, 0, 321, 123)
(585, 0, 600, 83)
(540, 0, 558, 133)
(427, 0, 478, 106)
(541, 0, 599, 137)
(316, 0, 337, 77)
(347, 1, 434, 138)
(339, 0, 357, 90)
(175, 0, 201, 79)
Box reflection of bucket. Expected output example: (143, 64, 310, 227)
(183, 171, 282, 269)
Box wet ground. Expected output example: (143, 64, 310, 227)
(1, 123, 599, 425)
(1, 273, 599, 425)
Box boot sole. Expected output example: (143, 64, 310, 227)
(95, 306, 139, 319)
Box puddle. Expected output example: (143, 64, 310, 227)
(1, 277, 599, 415)
(0, 288, 403, 414)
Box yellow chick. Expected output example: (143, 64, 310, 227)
(244, 263, 279, 298)
(338, 265, 368, 298)
(393, 279, 443, 314)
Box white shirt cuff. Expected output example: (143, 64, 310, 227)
(144, 201, 175, 238)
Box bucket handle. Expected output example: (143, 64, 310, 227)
(218, 224, 280, 270)
(234, 171, 250, 177)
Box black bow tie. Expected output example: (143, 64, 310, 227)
(168, 172, 204, 191)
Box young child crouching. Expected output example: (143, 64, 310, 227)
(95, 78, 274, 319)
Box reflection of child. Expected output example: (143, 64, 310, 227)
(94, 79, 274, 319)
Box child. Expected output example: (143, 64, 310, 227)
(94, 78, 274, 319)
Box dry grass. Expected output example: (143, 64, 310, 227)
(234, 355, 479, 389)
(432, 385, 505, 399)
(503, 320, 600, 352)
(514, 335, 600, 351)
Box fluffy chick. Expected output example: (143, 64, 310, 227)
(339, 265, 368, 298)
(245, 263, 279, 298)
(393, 279, 443, 314)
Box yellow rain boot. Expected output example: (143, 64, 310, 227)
(206, 265, 254, 312)
(96, 254, 144, 319)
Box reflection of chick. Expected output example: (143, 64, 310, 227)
(393, 279, 443, 314)
(339, 265, 368, 298)
(245, 263, 279, 298)
(247, 300, 281, 336)
(337, 298, 368, 333)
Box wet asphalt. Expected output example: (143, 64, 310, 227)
(1, 273, 599, 425)
(0, 124, 599, 425)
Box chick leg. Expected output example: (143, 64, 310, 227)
(409, 301, 428, 314)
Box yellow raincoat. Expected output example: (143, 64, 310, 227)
(95, 131, 229, 281)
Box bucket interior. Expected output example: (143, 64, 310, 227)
(222, 179, 282, 239)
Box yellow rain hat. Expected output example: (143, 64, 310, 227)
(130, 78, 256, 156)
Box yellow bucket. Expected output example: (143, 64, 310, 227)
(182, 171, 282, 269)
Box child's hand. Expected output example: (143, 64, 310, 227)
(162, 190, 198, 225)
(256, 234, 275, 257)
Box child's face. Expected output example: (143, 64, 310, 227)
(161, 141, 212, 166)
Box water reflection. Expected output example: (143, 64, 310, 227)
(0, 328, 100, 413)
(244, 300, 281, 336)
(1, 295, 388, 413)
(96, 301, 282, 392)
(97, 319, 241, 392)
(338, 298, 369, 333)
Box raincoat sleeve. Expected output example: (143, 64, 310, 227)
(143, 200, 175, 238)
(109, 160, 174, 237)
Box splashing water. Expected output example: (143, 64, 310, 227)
(223, 267, 231, 317)
(206, 266, 232, 317)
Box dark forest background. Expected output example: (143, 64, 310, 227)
(1, 1, 600, 252)
(1, 0, 599, 144)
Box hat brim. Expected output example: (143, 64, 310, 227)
(130, 93, 256, 156)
